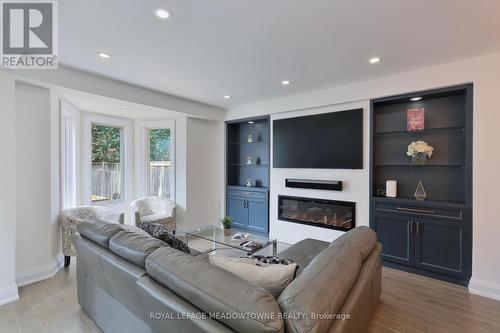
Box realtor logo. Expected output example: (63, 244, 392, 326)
(1, 0, 58, 69)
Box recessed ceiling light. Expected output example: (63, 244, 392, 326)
(224, 95, 231, 100)
(98, 52, 111, 59)
(369, 57, 381, 64)
(120, 108, 127, 112)
(281, 80, 291, 86)
(248, 121, 254, 124)
(155, 8, 170, 19)
(410, 97, 423, 101)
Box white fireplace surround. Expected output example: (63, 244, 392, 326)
(268, 101, 370, 245)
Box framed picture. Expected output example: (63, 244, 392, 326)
(407, 108, 425, 131)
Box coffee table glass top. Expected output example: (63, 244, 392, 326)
(185, 225, 277, 255)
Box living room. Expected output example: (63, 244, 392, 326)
(1, 1, 500, 332)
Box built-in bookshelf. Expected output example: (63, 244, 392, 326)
(370, 84, 473, 286)
(371, 87, 470, 204)
(226, 117, 270, 233)
(226, 117, 270, 188)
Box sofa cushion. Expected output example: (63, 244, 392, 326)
(109, 231, 166, 268)
(77, 221, 123, 249)
(139, 223, 190, 254)
(277, 238, 330, 275)
(146, 246, 284, 333)
(209, 255, 298, 298)
(277, 236, 362, 333)
(330, 226, 377, 260)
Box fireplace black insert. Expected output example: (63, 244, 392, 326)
(278, 195, 355, 232)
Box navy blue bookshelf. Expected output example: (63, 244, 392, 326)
(370, 84, 473, 286)
(226, 117, 270, 233)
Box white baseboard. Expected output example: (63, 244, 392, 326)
(16, 256, 64, 288)
(0, 284, 19, 306)
(469, 278, 500, 301)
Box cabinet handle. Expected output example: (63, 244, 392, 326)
(242, 192, 254, 196)
(397, 207, 435, 214)
(416, 222, 421, 236)
(243, 200, 247, 208)
(410, 221, 414, 234)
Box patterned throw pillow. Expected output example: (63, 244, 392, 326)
(140, 223, 190, 254)
(244, 255, 296, 267)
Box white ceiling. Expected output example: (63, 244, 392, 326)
(59, 0, 500, 108)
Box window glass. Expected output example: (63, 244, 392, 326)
(91, 124, 122, 202)
(148, 128, 171, 198)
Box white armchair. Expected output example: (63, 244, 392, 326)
(59, 206, 124, 267)
(130, 196, 176, 233)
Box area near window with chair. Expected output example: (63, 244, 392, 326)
(1, 1, 500, 333)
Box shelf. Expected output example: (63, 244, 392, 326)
(374, 126, 465, 137)
(374, 164, 465, 168)
(228, 164, 269, 168)
(227, 141, 269, 145)
(372, 196, 466, 208)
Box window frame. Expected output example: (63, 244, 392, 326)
(135, 120, 175, 201)
(82, 113, 133, 207)
(60, 99, 80, 210)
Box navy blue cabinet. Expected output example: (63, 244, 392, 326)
(226, 117, 270, 234)
(226, 187, 269, 234)
(413, 218, 465, 277)
(227, 195, 246, 228)
(374, 213, 414, 265)
(370, 84, 472, 286)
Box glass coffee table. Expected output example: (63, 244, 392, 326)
(185, 225, 277, 256)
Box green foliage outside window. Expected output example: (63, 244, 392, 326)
(149, 129, 171, 162)
(91, 126, 170, 164)
(91, 125, 121, 163)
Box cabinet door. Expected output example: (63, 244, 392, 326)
(246, 199, 268, 233)
(374, 214, 414, 265)
(414, 218, 464, 277)
(227, 196, 246, 228)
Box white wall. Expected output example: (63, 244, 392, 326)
(0, 72, 19, 305)
(15, 82, 62, 286)
(180, 118, 223, 231)
(227, 51, 500, 300)
(269, 102, 370, 244)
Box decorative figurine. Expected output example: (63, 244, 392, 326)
(245, 178, 252, 187)
(414, 181, 427, 200)
(247, 134, 253, 143)
(246, 156, 252, 165)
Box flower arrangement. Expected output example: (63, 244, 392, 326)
(407, 141, 433, 165)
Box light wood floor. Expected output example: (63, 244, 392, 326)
(2, 261, 500, 333)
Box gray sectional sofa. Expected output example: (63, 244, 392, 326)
(73, 222, 381, 333)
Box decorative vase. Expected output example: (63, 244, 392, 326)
(224, 228, 231, 236)
(414, 181, 427, 201)
(411, 153, 428, 165)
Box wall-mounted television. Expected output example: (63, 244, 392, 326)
(273, 109, 363, 169)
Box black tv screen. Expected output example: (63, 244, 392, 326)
(273, 109, 363, 169)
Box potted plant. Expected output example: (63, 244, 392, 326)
(220, 216, 232, 236)
(407, 141, 434, 165)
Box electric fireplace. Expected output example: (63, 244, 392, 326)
(278, 195, 355, 232)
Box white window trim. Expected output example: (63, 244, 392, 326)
(135, 120, 175, 201)
(82, 112, 133, 207)
(59, 99, 80, 210)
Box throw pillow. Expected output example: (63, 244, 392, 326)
(246, 255, 296, 266)
(209, 255, 298, 298)
(140, 223, 190, 254)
